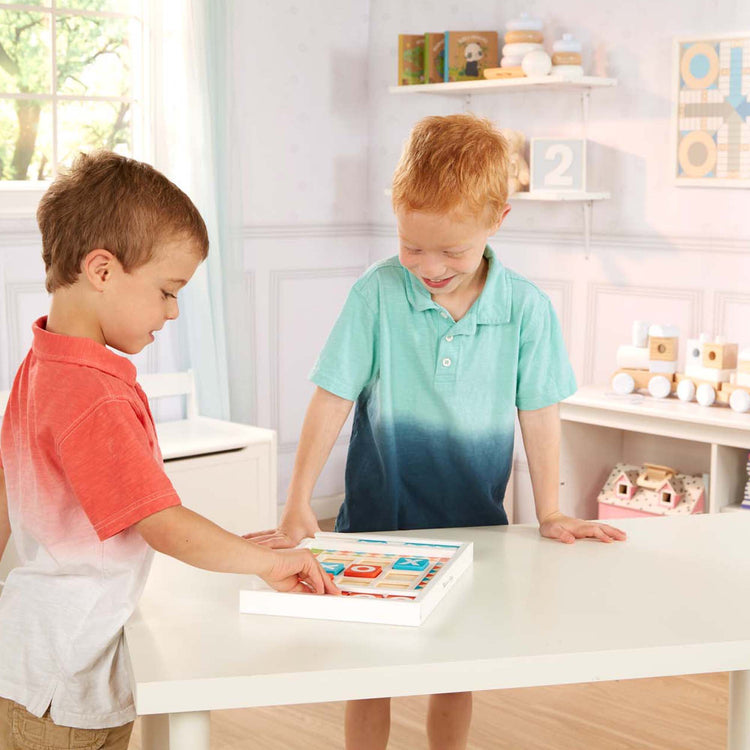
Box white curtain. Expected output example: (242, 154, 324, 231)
(149, 0, 232, 420)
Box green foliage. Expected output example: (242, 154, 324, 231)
(0, 2, 134, 181)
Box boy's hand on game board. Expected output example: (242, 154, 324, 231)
(539, 511, 627, 544)
(262, 549, 340, 595)
(246, 505, 321, 548)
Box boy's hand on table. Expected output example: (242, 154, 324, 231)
(262, 549, 340, 595)
(245, 505, 321, 548)
(539, 511, 627, 544)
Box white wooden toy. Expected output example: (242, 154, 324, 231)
(598, 462, 705, 519)
(239, 532, 473, 626)
(550, 34, 584, 79)
(522, 49, 552, 77)
(610, 322, 750, 412)
(530, 138, 586, 192)
(502, 14, 544, 71)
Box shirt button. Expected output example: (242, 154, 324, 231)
(440, 312, 448, 319)
(445, 335, 453, 342)
(442, 358, 452, 367)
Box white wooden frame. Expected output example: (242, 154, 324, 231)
(671, 32, 750, 188)
(239, 532, 473, 626)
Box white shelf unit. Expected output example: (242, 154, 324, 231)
(558, 385, 750, 520)
(387, 76, 617, 96)
(388, 75, 617, 258)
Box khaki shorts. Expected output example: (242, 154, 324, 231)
(0, 697, 133, 750)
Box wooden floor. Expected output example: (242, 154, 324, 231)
(128, 672, 728, 749)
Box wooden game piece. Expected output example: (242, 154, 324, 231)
(484, 66, 525, 79)
(344, 564, 383, 578)
(522, 50, 552, 77)
(321, 562, 345, 576)
(552, 33, 582, 53)
(393, 557, 430, 571)
(505, 30, 543, 44)
(550, 64, 584, 80)
(505, 13, 543, 32)
(502, 42, 544, 58)
(552, 51, 582, 65)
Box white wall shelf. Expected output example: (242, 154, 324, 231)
(558, 385, 750, 519)
(388, 75, 616, 259)
(511, 191, 610, 202)
(388, 76, 617, 96)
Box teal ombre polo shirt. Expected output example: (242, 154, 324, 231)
(310, 247, 577, 533)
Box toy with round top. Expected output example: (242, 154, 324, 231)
(551, 33, 584, 79)
(501, 13, 544, 74)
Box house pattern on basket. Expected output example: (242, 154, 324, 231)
(598, 462, 705, 516)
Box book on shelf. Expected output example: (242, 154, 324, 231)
(424, 32, 445, 83)
(398, 34, 425, 85)
(443, 30, 499, 82)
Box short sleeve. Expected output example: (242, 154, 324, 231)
(58, 398, 181, 540)
(516, 294, 577, 410)
(309, 285, 378, 401)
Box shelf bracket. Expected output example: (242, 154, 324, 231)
(583, 200, 592, 260)
(581, 90, 590, 141)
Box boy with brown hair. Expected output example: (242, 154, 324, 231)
(0, 151, 336, 749)
(254, 115, 625, 749)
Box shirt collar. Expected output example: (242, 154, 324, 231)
(403, 246, 511, 325)
(31, 316, 137, 386)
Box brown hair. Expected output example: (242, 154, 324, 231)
(391, 114, 509, 226)
(37, 151, 209, 292)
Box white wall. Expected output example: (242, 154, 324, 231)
(229, 0, 371, 515)
(2, 1, 748, 523)
(366, 0, 750, 522)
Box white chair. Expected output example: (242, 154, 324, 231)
(137, 371, 278, 535)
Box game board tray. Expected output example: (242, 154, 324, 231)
(239, 532, 473, 626)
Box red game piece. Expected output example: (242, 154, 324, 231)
(344, 563, 382, 578)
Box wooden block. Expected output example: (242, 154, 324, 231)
(504, 30, 544, 44)
(393, 557, 430, 572)
(344, 564, 382, 579)
(484, 66, 525, 79)
(320, 562, 345, 576)
(649, 336, 678, 362)
(552, 51, 582, 65)
(702, 342, 738, 370)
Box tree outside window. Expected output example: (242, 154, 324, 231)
(0, 0, 144, 183)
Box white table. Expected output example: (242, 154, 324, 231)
(125, 514, 750, 750)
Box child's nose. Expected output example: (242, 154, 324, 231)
(166, 301, 179, 320)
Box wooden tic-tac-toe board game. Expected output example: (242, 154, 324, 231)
(239, 533, 473, 626)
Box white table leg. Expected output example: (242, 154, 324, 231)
(729, 671, 750, 750)
(141, 711, 211, 750)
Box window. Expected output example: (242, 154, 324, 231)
(0, 0, 145, 185)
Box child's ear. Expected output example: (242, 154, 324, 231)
(83, 249, 116, 291)
(491, 204, 512, 233)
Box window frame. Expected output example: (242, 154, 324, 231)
(0, 0, 149, 214)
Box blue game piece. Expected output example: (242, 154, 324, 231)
(393, 557, 430, 572)
(321, 561, 345, 576)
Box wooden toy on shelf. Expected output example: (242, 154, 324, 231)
(551, 33, 584, 79)
(597, 462, 705, 519)
(500, 128, 530, 194)
(501, 13, 544, 73)
(611, 320, 680, 399)
(610, 322, 750, 412)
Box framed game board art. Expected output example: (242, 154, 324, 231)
(239, 533, 473, 626)
(672, 34, 750, 187)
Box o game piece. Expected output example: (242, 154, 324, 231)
(344, 564, 382, 578)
